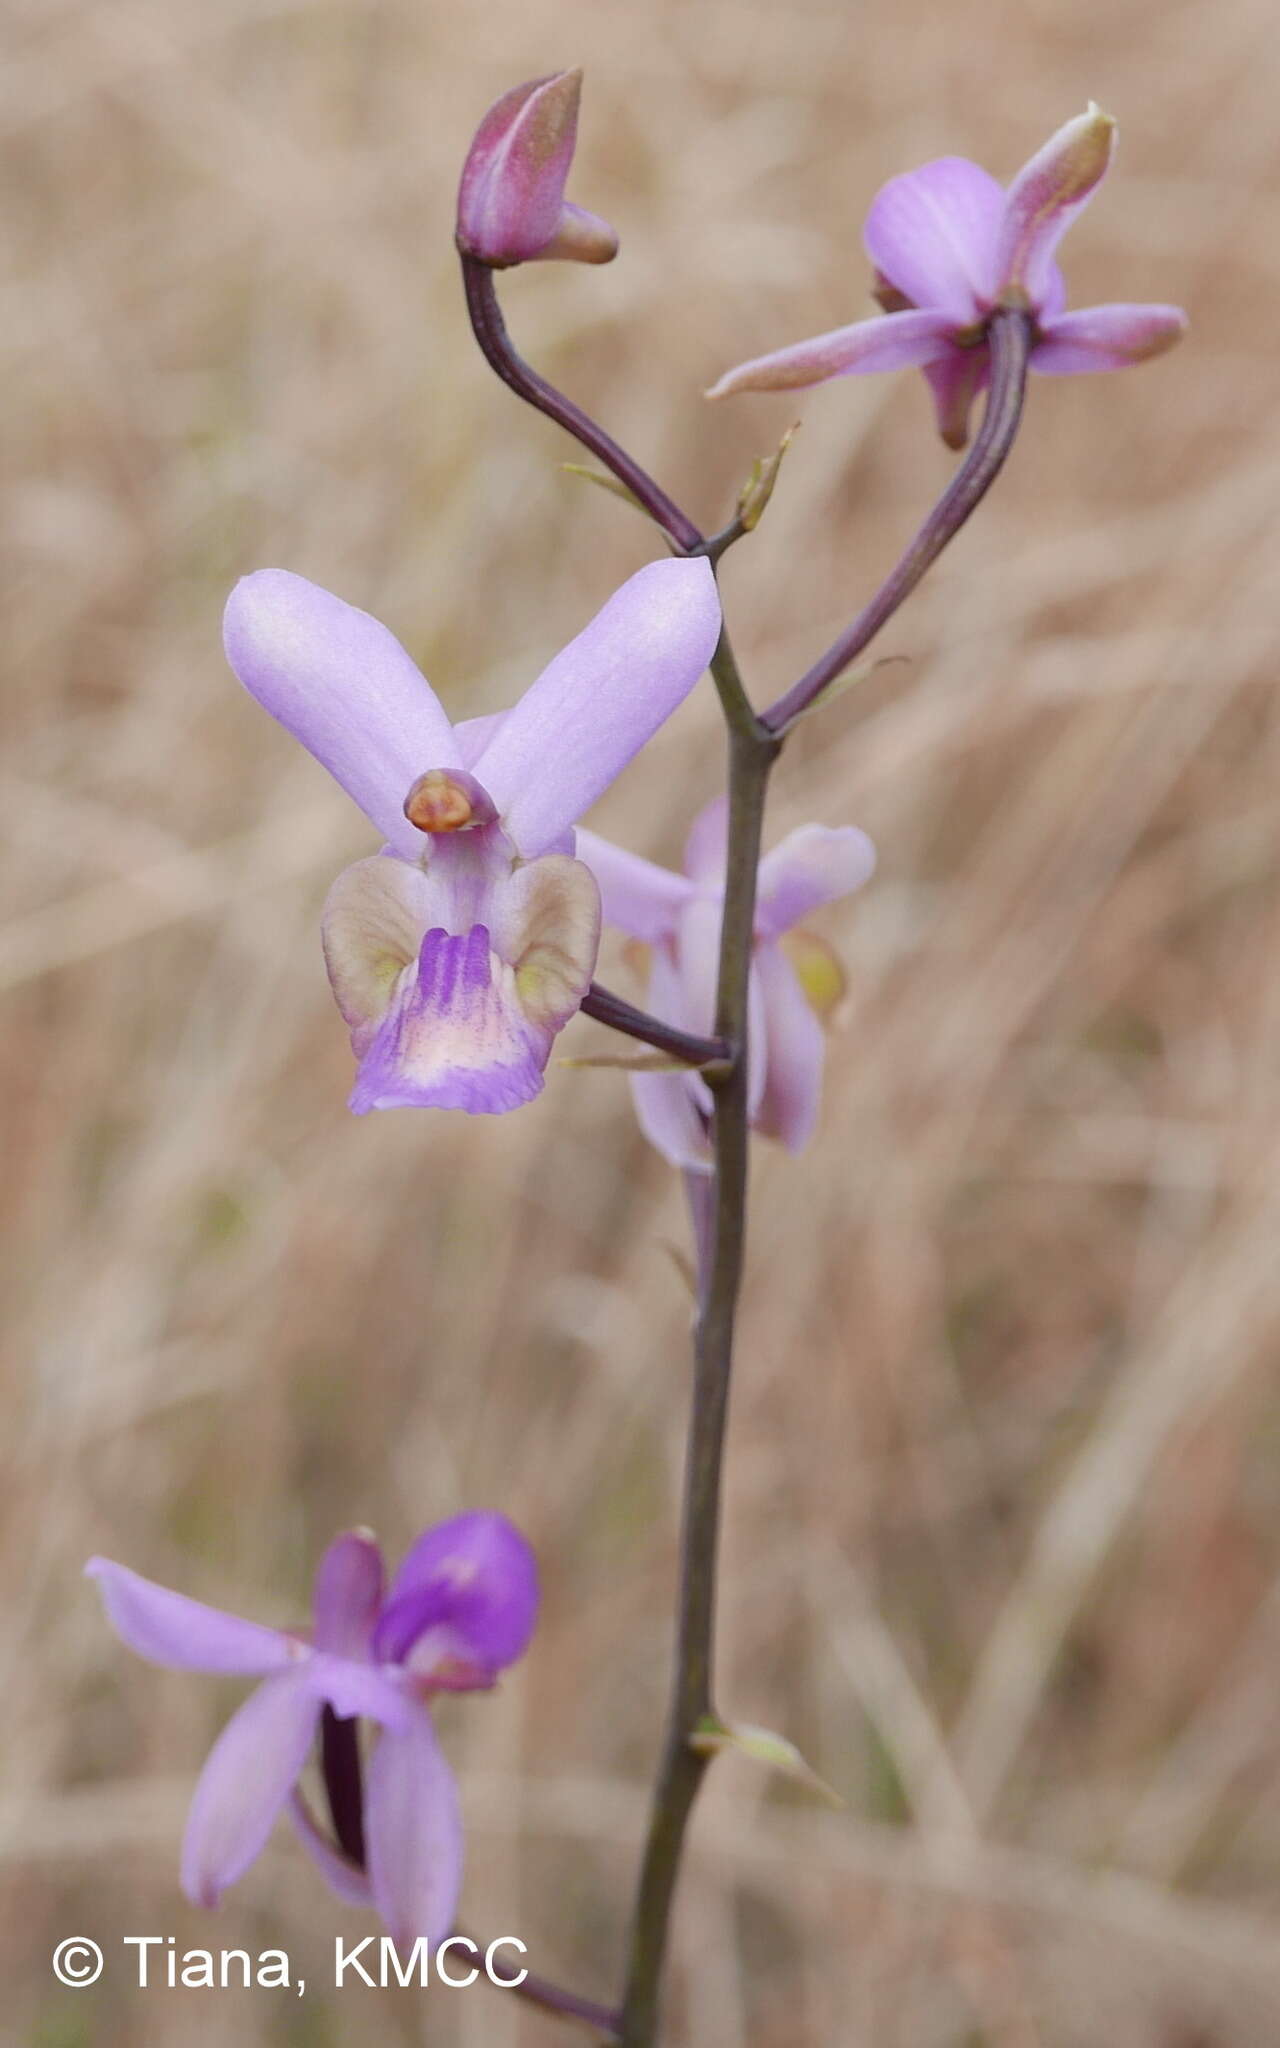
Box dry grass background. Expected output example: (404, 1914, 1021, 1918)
(3, 0, 1279, 2042)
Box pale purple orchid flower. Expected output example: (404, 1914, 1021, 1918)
(223, 560, 721, 1115)
(456, 68, 618, 269)
(86, 1514, 537, 1948)
(577, 801, 875, 1169)
(708, 106, 1187, 448)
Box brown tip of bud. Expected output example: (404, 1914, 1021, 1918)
(404, 770, 475, 834)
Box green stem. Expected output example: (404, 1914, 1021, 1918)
(616, 634, 781, 2047)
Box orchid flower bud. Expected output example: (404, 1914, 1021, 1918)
(456, 68, 619, 269)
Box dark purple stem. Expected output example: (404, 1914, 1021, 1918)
(760, 309, 1032, 733)
(617, 690, 781, 2048)
(582, 982, 730, 1069)
(460, 253, 704, 554)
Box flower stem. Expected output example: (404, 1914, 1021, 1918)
(460, 1929, 621, 2037)
(759, 308, 1032, 733)
(582, 983, 730, 1068)
(459, 254, 705, 554)
(616, 643, 781, 2046)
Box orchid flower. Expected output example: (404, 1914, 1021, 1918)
(223, 560, 721, 1115)
(456, 68, 618, 268)
(86, 1515, 536, 1947)
(708, 106, 1187, 448)
(577, 801, 875, 1169)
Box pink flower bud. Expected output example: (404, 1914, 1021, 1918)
(456, 69, 619, 269)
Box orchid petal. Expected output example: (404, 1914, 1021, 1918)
(289, 1792, 374, 1908)
(322, 856, 438, 1055)
(349, 925, 549, 1115)
(863, 157, 1006, 322)
(454, 711, 507, 769)
(472, 560, 721, 856)
(574, 829, 693, 941)
(993, 106, 1115, 309)
(1031, 302, 1188, 374)
(303, 1652, 412, 1729)
(312, 1532, 385, 1661)
(683, 796, 728, 886)
(376, 1512, 538, 1676)
(672, 896, 721, 1053)
(707, 309, 958, 399)
(365, 1706, 464, 1950)
(631, 1065, 712, 1175)
(756, 825, 877, 938)
(345, 847, 599, 1115)
(223, 570, 460, 859)
(180, 1672, 319, 1907)
(921, 348, 991, 450)
(86, 1559, 297, 1676)
(489, 855, 601, 1034)
(753, 944, 827, 1153)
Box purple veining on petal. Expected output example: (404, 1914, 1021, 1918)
(349, 924, 550, 1115)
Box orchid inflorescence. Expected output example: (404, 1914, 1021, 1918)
(90, 64, 1184, 2047)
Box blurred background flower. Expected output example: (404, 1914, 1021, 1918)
(4, 2, 1280, 2043)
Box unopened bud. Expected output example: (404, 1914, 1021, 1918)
(456, 69, 618, 269)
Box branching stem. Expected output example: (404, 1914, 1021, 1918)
(760, 310, 1031, 733)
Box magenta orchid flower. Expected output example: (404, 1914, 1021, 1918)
(577, 801, 875, 1169)
(223, 560, 721, 1115)
(456, 68, 618, 269)
(86, 1514, 536, 1948)
(708, 106, 1187, 448)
